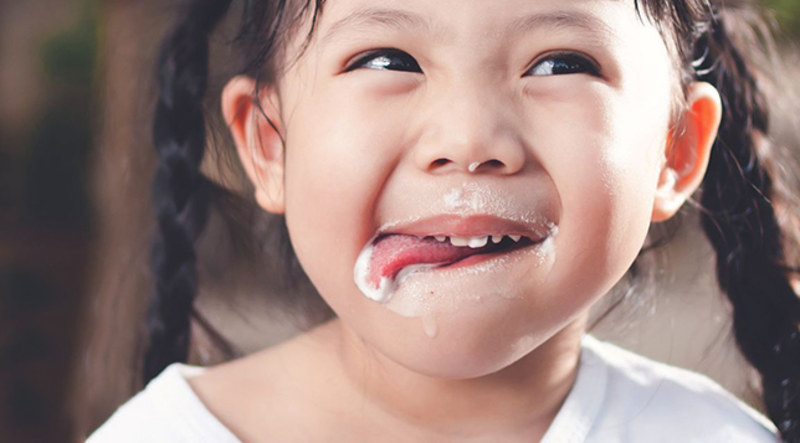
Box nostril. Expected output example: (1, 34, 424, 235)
(431, 158, 450, 168)
(467, 159, 506, 173)
(484, 159, 505, 169)
(426, 158, 509, 173)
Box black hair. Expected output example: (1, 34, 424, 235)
(144, 0, 234, 382)
(144, 0, 800, 440)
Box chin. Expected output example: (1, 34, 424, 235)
(364, 305, 564, 380)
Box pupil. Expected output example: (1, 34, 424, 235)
(552, 59, 581, 74)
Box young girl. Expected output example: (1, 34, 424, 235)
(89, 0, 800, 441)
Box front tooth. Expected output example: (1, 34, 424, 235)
(491, 235, 503, 244)
(509, 235, 522, 242)
(449, 236, 469, 247)
(434, 236, 447, 242)
(467, 236, 489, 248)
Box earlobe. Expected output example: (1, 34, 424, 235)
(652, 82, 722, 222)
(221, 75, 286, 214)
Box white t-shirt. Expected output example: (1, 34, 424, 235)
(87, 335, 778, 442)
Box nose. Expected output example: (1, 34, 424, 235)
(412, 85, 526, 176)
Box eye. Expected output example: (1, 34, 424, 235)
(525, 52, 600, 77)
(345, 49, 422, 73)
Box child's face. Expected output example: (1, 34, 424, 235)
(253, 0, 677, 377)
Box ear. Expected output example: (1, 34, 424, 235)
(222, 75, 286, 214)
(652, 82, 722, 222)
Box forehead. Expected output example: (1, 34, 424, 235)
(314, 0, 645, 42)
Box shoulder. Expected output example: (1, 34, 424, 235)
(582, 336, 778, 442)
(86, 364, 240, 443)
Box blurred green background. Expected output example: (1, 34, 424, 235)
(764, 0, 800, 37)
(0, 1, 798, 441)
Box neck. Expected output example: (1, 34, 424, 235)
(330, 316, 586, 439)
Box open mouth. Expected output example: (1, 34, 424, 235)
(354, 231, 546, 303)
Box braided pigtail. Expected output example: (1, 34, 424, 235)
(144, 0, 233, 383)
(693, 8, 800, 440)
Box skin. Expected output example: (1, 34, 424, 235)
(192, 0, 722, 440)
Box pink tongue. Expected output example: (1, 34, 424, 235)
(367, 235, 483, 288)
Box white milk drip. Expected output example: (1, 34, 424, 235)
(422, 314, 438, 338)
(353, 242, 440, 303)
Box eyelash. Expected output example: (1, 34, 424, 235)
(343, 49, 601, 77)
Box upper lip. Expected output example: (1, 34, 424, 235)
(377, 214, 553, 242)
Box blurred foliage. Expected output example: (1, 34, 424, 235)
(40, 6, 97, 86)
(761, 0, 800, 38)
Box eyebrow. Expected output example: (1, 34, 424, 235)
(319, 7, 615, 45)
(507, 10, 616, 39)
(320, 7, 438, 44)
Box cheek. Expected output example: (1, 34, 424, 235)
(282, 80, 421, 226)
(533, 86, 667, 296)
(280, 93, 410, 305)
